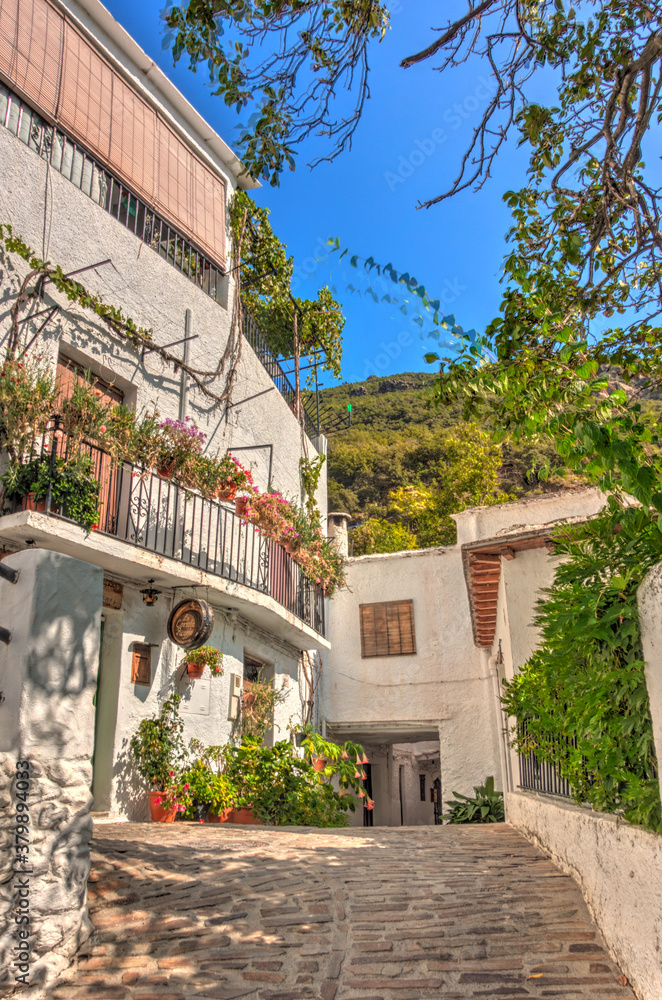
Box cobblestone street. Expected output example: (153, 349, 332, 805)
(46, 822, 635, 1000)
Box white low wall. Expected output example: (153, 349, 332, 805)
(506, 790, 662, 1000)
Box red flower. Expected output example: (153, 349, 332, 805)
(91, 524, 99, 531)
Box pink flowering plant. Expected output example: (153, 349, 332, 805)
(129, 694, 187, 793)
(237, 491, 346, 596)
(157, 416, 206, 476)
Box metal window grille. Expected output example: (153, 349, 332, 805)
(516, 720, 574, 798)
(0, 81, 323, 437)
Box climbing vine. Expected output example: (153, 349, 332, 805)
(502, 503, 662, 833)
(231, 193, 344, 380)
(0, 225, 239, 407)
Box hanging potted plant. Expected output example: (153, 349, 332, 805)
(182, 645, 223, 680)
(157, 416, 206, 479)
(129, 694, 187, 821)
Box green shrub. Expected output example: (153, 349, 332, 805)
(502, 506, 661, 833)
(444, 777, 504, 824)
(223, 738, 355, 826)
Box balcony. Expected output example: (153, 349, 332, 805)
(0, 429, 327, 650)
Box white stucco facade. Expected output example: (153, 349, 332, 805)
(0, 0, 325, 830)
(320, 545, 503, 825)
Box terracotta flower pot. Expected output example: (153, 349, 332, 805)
(235, 497, 250, 517)
(149, 790, 178, 823)
(226, 807, 262, 825)
(313, 757, 327, 772)
(207, 808, 233, 824)
(157, 458, 176, 479)
(185, 661, 205, 679)
(216, 483, 238, 501)
(22, 492, 47, 513)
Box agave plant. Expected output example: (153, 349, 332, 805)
(444, 776, 504, 824)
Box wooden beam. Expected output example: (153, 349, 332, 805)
(500, 547, 515, 560)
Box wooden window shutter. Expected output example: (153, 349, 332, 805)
(191, 152, 227, 270)
(0, 0, 63, 119)
(0, 0, 227, 270)
(108, 72, 157, 205)
(155, 119, 191, 237)
(58, 20, 112, 161)
(359, 600, 416, 658)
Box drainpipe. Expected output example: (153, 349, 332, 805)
(179, 310, 192, 421)
(488, 652, 512, 795)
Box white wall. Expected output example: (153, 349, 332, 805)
(0, 550, 102, 992)
(321, 546, 502, 804)
(507, 790, 662, 1000)
(93, 582, 303, 821)
(453, 488, 606, 546)
(636, 563, 662, 781)
(0, 113, 321, 510)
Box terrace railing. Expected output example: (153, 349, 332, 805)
(7, 422, 325, 637)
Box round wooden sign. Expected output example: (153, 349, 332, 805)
(167, 599, 214, 650)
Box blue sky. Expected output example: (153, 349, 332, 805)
(105, 0, 532, 385)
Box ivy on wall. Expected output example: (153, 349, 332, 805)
(502, 502, 661, 834)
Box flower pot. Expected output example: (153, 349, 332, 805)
(226, 806, 262, 825)
(22, 492, 47, 513)
(235, 497, 250, 517)
(207, 808, 233, 824)
(216, 483, 237, 501)
(157, 459, 176, 480)
(313, 756, 327, 772)
(185, 661, 205, 679)
(149, 790, 178, 823)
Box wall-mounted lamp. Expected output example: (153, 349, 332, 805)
(140, 580, 161, 606)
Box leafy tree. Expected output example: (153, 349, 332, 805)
(348, 423, 514, 552)
(351, 517, 417, 556)
(163, 0, 390, 185)
(230, 192, 343, 379)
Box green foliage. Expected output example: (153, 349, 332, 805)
(300, 729, 372, 803)
(230, 192, 344, 379)
(163, 2, 389, 185)
(178, 760, 234, 818)
(240, 674, 289, 742)
(351, 518, 418, 556)
(300, 454, 326, 522)
(444, 777, 504, 824)
(502, 505, 662, 833)
(2, 456, 101, 531)
(129, 695, 186, 790)
(0, 356, 58, 458)
(334, 421, 514, 551)
(223, 738, 354, 826)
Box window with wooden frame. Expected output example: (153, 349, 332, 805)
(359, 600, 416, 658)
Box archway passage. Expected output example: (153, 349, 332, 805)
(326, 723, 441, 828)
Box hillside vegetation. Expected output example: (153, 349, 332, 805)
(317, 373, 576, 551)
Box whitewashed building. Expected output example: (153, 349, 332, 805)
(0, 0, 329, 984)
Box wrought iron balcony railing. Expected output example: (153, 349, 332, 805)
(5, 424, 325, 637)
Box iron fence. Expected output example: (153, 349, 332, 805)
(516, 720, 574, 798)
(7, 421, 325, 636)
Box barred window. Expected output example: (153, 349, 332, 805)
(359, 600, 416, 658)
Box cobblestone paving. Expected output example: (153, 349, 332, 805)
(45, 822, 635, 1000)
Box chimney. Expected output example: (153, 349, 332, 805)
(327, 512, 351, 558)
